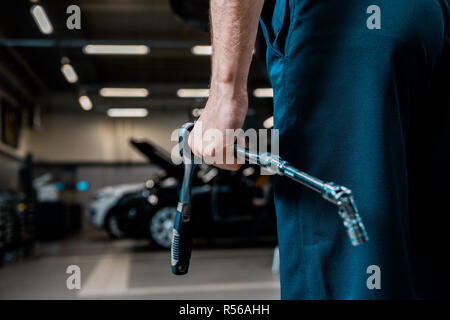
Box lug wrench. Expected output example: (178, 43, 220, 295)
(171, 122, 369, 275)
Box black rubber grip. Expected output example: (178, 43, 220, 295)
(171, 203, 192, 275)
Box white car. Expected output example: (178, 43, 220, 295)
(88, 183, 145, 237)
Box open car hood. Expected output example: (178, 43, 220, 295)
(130, 139, 183, 177)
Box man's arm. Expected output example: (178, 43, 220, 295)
(188, 0, 265, 170)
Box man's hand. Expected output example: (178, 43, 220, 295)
(188, 86, 248, 171)
(188, 0, 265, 171)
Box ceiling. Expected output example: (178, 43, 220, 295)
(0, 0, 272, 115)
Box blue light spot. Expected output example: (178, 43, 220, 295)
(77, 181, 89, 192)
(55, 182, 65, 191)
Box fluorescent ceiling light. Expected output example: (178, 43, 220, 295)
(83, 45, 149, 55)
(177, 89, 210, 98)
(79, 96, 93, 111)
(263, 116, 274, 129)
(191, 46, 253, 56)
(30, 5, 53, 35)
(107, 108, 148, 118)
(191, 45, 212, 56)
(253, 88, 274, 98)
(99, 88, 149, 98)
(61, 64, 78, 83)
(191, 108, 204, 117)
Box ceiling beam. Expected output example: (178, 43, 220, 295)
(38, 91, 208, 113)
(0, 39, 209, 49)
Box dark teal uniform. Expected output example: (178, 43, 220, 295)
(260, 0, 449, 299)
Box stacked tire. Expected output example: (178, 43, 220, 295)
(0, 196, 5, 266)
(0, 192, 37, 267)
(35, 202, 82, 240)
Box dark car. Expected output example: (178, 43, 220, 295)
(108, 139, 277, 249)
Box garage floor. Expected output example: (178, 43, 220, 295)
(0, 230, 280, 300)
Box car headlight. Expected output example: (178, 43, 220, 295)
(148, 194, 158, 205)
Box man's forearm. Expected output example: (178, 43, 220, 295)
(188, 0, 264, 170)
(210, 0, 265, 97)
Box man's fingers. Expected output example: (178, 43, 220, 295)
(213, 163, 242, 171)
(186, 124, 243, 171)
(203, 139, 216, 158)
(187, 127, 201, 158)
(236, 134, 246, 148)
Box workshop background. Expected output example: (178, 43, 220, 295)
(0, 0, 280, 299)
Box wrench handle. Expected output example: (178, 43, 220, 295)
(171, 202, 193, 275)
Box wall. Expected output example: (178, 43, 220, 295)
(0, 153, 21, 191)
(0, 125, 31, 191)
(2, 109, 189, 193)
(23, 110, 191, 225)
(27, 110, 190, 163)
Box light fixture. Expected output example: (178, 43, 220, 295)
(263, 116, 274, 129)
(148, 194, 158, 205)
(191, 45, 253, 56)
(145, 179, 155, 189)
(99, 88, 149, 98)
(191, 45, 212, 56)
(253, 88, 274, 98)
(83, 45, 149, 55)
(61, 64, 78, 83)
(191, 108, 204, 117)
(107, 108, 148, 118)
(79, 95, 93, 111)
(30, 5, 53, 34)
(176, 89, 210, 98)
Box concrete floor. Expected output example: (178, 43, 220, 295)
(0, 230, 280, 300)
